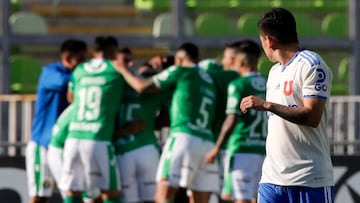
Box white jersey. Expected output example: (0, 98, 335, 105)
(261, 50, 334, 187)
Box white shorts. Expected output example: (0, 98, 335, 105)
(221, 153, 264, 200)
(156, 133, 220, 193)
(59, 138, 120, 193)
(26, 141, 54, 197)
(117, 145, 160, 203)
(47, 146, 63, 184)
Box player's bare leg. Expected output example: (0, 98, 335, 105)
(155, 182, 177, 203)
(28, 196, 48, 203)
(191, 191, 210, 203)
(101, 190, 121, 203)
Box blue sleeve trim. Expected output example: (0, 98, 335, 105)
(304, 95, 327, 99)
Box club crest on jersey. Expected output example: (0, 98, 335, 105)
(283, 80, 293, 96)
(84, 60, 107, 73)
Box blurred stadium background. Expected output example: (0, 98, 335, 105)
(0, 0, 360, 202)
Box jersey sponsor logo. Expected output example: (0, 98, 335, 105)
(283, 80, 293, 96)
(69, 122, 101, 132)
(80, 76, 106, 85)
(187, 122, 212, 135)
(288, 104, 298, 108)
(315, 68, 328, 92)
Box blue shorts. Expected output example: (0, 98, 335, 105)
(258, 183, 334, 203)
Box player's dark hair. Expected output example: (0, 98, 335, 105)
(234, 40, 261, 68)
(236, 40, 261, 58)
(177, 42, 199, 63)
(94, 35, 119, 59)
(162, 55, 174, 69)
(119, 47, 132, 55)
(257, 8, 298, 44)
(224, 41, 243, 50)
(60, 39, 87, 54)
(140, 62, 156, 78)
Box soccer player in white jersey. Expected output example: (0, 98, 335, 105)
(240, 8, 334, 203)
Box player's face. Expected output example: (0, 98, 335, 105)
(222, 48, 235, 70)
(175, 50, 186, 66)
(67, 51, 87, 70)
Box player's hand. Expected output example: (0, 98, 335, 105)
(240, 95, 267, 113)
(204, 147, 219, 164)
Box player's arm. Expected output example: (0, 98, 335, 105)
(113, 59, 158, 93)
(204, 114, 238, 164)
(67, 90, 73, 103)
(240, 96, 325, 128)
(113, 120, 147, 139)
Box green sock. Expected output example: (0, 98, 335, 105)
(103, 196, 122, 203)
(64, 195, 82, 203)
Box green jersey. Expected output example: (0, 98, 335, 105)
(68, 58, 125, 141)
(114, 86, 171, 154)
(198, 59, 223, 72)
(153, 65, 216, 142)
(225, 73, 267, 155)
(50, 104, 73, 149)
(207, 69, 238, 138)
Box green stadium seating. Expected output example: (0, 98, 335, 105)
(295, 14, 320, 37)
(134, 0, 170, 11)
(10, 0, 22, 12)
(337, 57, 349, 83)
(10, 55, 42, 94)
(231, 0, 272, 11)
(318, 0, 348, 11)
(257, 57, 275, 76)
(237, 13, 262, 36)
(332, 57, 348, 95)
(152, 13, 194, 37)
(271, 0, 319, 11)
(187, 0, 229, 11)
(9, 11, 48, 34)
(195, 13, 234, 36)
(321, 14, 348, 37)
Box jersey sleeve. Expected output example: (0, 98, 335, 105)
(225, 82, 242, 115)
(302, 64, 333, 99)
(152, 65, 182, 90)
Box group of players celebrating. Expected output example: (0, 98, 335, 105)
(26, 7, 335, 203)
(27, 33, 267, 203)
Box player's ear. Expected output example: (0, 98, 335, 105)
(267, 36, 277, 50)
